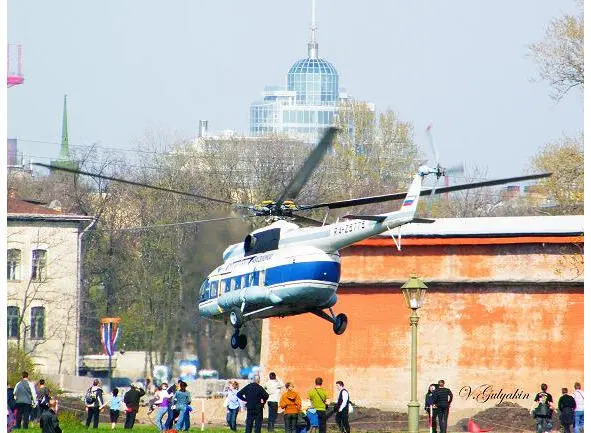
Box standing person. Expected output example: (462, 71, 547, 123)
(14, 371, 38, 429)
(334, 381, 350, 433)
(573, 382, 584, 433)
(424, 384, 438, 433)
(308, 378, 329, 433)
(238, 376, 270, 433)
(109, 388, 123, 430)
(224, 380, 241, 431)
(37, 379, 51, 414)
(264, 372, 284, 431)
(279, 383, 302, 433)
(153, 382, 171, 432)
(432, 380, 453, 433)
(533, 383, 554, 433)
(558, 387, 576, 433)
(165, 379, 183, 429)
(174, 381, 192, 431)
(39, 398, 61, 433)
(146, 378, 157, 397)
(123, 383, 145, 429)
(85, 378, 105, 429)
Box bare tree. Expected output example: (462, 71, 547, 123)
(529, 1, 584, 100)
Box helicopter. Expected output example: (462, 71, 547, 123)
(36, 127, 551, 349)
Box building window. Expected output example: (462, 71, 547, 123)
(7, 306, 19, 339)
(7, 249, 21, 280)
(30, 306, 45, 339)
(31, 249, 47, 281)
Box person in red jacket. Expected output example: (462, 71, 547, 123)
(279, 383, 302, 433)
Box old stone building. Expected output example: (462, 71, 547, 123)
(260, 215, 583, 422)
(7, 191, 94, 375)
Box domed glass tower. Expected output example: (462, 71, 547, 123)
(250, 3, 349, 143)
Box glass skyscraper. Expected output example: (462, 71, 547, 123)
(250, 12, 352, 143)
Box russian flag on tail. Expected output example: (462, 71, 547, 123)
(402, 196, 416, 207)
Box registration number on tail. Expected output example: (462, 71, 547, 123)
(331, 220, 367, 236)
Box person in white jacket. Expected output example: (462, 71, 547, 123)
(264, 372, 284, 431)
(573, 382, 584, 433)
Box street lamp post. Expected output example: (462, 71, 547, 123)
(401, 275, 428, 433)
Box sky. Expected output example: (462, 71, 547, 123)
(7, 0, 583, 179)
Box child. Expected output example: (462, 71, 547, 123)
(306, 406, 319, 433)
(109, 388, 123, 430)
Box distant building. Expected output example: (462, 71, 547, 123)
(7, 189, 94, 375)
(249, 5, 372, 143)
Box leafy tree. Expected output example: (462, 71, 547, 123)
(529, 1, 584, 100)
(529, 134, 583, 214)
(8, 345, 37, 386)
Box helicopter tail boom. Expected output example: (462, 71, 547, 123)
(383, 172, 423, 222)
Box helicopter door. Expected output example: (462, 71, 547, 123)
(258, 269, 266, 287)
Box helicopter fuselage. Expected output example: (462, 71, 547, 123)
(199, 245, 340, 322)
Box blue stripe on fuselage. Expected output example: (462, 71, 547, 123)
(265, 261, 340, 286)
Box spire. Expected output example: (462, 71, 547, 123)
(307, 0, 318, 59)
(59, 94, 69, 159)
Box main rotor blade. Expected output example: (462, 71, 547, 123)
(113, 216, 246, 232)
(290, 213, 325, 227)
(275, 127, 337, 204)
(298, 173, 552, 211)
(33, 162, 233, 205)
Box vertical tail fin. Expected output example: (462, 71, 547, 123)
(399, 173, 424, 217)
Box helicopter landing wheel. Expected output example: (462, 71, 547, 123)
(333, 313, 348, 335)
(230, 311, 242, 327)
(231, 333, 240, 349)
(238, 334, 247, 350)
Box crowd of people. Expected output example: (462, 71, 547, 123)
(8, 371, 62, 433)
(531, 382, 584, 433)
(423, 380, 585, 433)
(224, 373, 352, 433)
(82, 376, 194, 431)
(7, 368, 584, 433)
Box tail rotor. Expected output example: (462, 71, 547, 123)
(423, 125, 464, 216)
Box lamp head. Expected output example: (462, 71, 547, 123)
(401, 274, 428, 310)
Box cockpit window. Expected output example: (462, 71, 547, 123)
(210, 280, 219, 298)
(199, 280, 209, 301)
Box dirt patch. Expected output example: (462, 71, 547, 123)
(453, 402, 536, 432)
(329, 406, 431, 432)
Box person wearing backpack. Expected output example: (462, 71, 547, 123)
(85, 379, 105, 428)
(533, 383, 554, 433)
